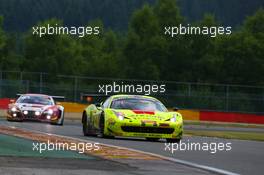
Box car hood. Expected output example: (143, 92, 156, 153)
(111, 109, 179, 121)
(15, 103, 52, 112)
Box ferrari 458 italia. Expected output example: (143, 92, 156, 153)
(82, 94, 183, 142)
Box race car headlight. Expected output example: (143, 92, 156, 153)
(170, 114, 177, 122)
(47, 109, 53, 115)
(23, 110, 28, 115)
(170, 117, 176, 122)
(118, 115, 124, 121)
(114, 111, 125, 121)
(11, 107, 17, 112)
(35, 111, 41, 116)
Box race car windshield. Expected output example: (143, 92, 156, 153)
(16, 96, 53, 105)
(111, 98, 167, 112)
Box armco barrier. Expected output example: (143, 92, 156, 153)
(200, 111, 264, 124)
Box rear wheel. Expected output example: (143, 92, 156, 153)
(82, 112, 93, 136)
(98, 114, 105, 138)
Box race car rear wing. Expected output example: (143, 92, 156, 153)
(16, 94, 24, 97)
(51, 96, 65, 99)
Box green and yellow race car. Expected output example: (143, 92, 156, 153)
(82, 94, 183, 142)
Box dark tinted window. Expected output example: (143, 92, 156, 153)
(17, 95, 53, 105)
(111, 98, 167, 112)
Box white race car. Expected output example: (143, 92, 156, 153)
(7, 94, 65, 125)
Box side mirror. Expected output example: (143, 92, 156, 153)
(10, 99, 15, 104)
(173, 107, 179, 111)
(95, 103, 101, 108)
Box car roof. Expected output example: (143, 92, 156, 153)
(111, 94, 157, 100)
(21, 94, 51, 98)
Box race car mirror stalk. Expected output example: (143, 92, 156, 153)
(173, 107, 179, 111)
(95, 102, 102, 108)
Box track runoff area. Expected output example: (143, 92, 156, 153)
(1, 118, 263, 175)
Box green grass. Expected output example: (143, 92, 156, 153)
(0, 134, 95, 159)
(185, 130, 264, 141)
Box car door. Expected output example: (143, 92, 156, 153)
(92, 106, 102, 130)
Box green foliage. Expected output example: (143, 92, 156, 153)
(24, 19, 82, 75)
(0, 0, 263, 87)
(215, 9, 264, 85)
(0, 17, 23, 71)
(0, 16, 5, 50)
(154, 0, 183, 27)
(0, 0, 262, 32)
(0, 0, 156, 32)
(124, 5, 161, 79)
(243, 8, 264, 35)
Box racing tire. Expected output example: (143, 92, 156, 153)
(58, 117, 64, 126)
(98, 114, 105, 138)
(82, 112, 94, 136)
(50, 119, 64, 126)
(6, 118, 22, 122)
(146, 138, 159, 142)
(98, 114, 114, 139)
(166, 138, 181, 143)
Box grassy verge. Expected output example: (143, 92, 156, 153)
(185, 130, 264, 141)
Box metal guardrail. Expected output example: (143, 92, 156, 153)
(0, 71, 263, 114)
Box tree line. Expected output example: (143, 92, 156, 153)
(0, 0, 262, 32)
(0, 0, 263, 86)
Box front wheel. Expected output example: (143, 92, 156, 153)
(97, 114, 114, 139)
(6, 118, 22, 122)
(146, 138, 159, 142)
(58, 115, 64, 126)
